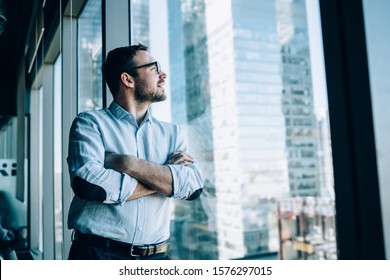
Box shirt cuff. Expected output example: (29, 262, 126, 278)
(104, 173, 138, 205)
(167, 163, 201, 200)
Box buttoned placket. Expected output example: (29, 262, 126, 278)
(136, 128, 144, 159)
(132, 120, 147, 243)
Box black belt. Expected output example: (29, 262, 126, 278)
(73, 231, 169, 257)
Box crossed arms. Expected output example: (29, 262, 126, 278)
(68, 113, 203, 203)
(104, 151, 194, 200)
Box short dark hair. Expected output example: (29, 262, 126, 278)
(102, 43, 148, 96)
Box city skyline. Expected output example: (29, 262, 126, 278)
(137, 0, 335, 259)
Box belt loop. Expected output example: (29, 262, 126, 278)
(71, 230, 77, 242)
(152, 244, 157, 256)
(145, 245, 150, 256)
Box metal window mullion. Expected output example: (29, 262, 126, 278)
(319, 0, 385, 259)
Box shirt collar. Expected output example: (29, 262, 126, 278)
(109, 101, 153, 124)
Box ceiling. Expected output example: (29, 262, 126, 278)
(0, 0, 35, 115)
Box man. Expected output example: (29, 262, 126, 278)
(67, 44, 203, 260)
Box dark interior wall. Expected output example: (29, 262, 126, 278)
(0, 0, 36, 116)
(0, 73, 16, 116)
(0, 0, 68, 116)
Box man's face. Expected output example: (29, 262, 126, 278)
(132, 51, 167, 103)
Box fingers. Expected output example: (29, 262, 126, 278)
(166, 150, 195, 165)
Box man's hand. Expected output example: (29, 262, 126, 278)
(165, 150, 194, 166)
(127, 181, 157, 200)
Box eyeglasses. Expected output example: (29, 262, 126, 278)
(127, 61, 161, 74)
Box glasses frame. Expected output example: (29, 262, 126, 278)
(127, 61, 161, 74)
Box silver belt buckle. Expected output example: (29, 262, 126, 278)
(130, 244, 140, 257)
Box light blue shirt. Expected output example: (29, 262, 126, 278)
(67, 101, 203, 244)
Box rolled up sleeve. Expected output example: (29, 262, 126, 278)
(168, 162, 203, 200)
(67, 113, 137, 204)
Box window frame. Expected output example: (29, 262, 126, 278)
(319, 0, 385, 259)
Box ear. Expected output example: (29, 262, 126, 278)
(120, 72, 135, 89)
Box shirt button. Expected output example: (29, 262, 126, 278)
(138, 227, 142, 231)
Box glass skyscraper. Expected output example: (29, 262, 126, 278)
(277, 0, 321, 197)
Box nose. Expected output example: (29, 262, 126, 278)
(159, 70, 167, 79)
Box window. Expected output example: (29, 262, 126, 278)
(132, 0, 336, 260)
(78, 0, 103, 112)
(29, 87, 43, 257)
(53, 54, 63, 259)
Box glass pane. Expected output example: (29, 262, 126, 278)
(53, 54, 63, 259)
(28, 86, 44, 258)
(131, 0, 150, 46)
(78, 0, 103, 112)
(132, 0, 337, 259)
(362, 0, 390, 258)
(0, 116, 28, 259)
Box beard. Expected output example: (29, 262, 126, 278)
(134, 78, 167, 103)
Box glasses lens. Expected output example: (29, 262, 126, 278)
(156, 62, 161, 74)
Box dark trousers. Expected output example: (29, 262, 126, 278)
(68, 239, 171, 260)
